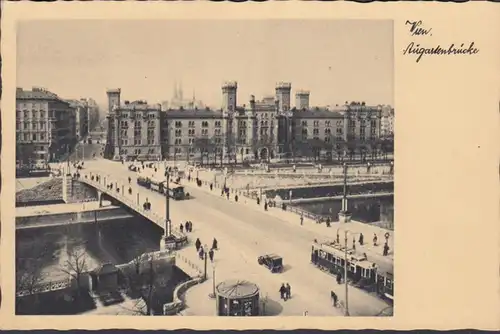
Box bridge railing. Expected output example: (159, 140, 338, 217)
(17, 278, 71, 297)
(77, 173, 184, 237)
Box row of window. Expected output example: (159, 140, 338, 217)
(17, 133, 47, 142)
(119, 148, 157, 155)
(120, 113, 156, 120)
(175, 120, 222, 128)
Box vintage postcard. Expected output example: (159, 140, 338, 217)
(1, 1, 499, 331)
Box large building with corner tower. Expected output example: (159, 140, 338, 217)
(105, 81, 386, 162)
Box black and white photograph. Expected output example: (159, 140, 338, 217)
(14, 20, 395, 317)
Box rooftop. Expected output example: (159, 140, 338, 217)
(163, 108, 223, 119)
(16, 87, 66, 103)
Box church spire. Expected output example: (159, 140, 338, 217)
(179, 80, 183, 100)
(173, 80, 178, 99)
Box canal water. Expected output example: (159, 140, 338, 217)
(293, 195, 394, 226)
(16, 215, 188, 292)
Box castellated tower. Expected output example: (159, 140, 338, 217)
(275, 82, 292, 112)
(106, 88, 121, 114)
(221, 81, 238, 113)
(295, 90, 310, 110)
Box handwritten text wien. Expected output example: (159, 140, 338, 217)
(403, 42, 480, 63)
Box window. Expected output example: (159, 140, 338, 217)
(313, 120, 319, 127)
(134, 139, 141, 145)
(41, 133, 45, 140)
(188, 121, 195, 128)
(120, 120, 128, 128)
(40, 111, 45, 118)
(215, 138, 222, 144)
(40, 122, 45, 130)
(135, 121, 141, 128)
(214, 129, 222, 136)
(324, 136, 331, 143)
(301, 121, 307, 127)
(174, 138, 182, 145)
(202, 121, 209, 128)
(32, 134, 37, 141)
(325, 121, 331, 127)
(24, 123, 29, 130)
(148, 121, 155, 128)
(175, 121, 182, 128)
(24, 133, 29, 141)
(24, 111, 29, 118)
(313, 128, 319, 135)
(215, 121, 221, 128)
(324, 128, 331, 135)
(122, 130, 128, 137)
(188, 138, 195, 145)
(201, 129, 208, 136)
(301, 128, 308, 136)
(188, 129, 195, 137)
(175, 147, 182, 153)
(175, 129, 182, 137)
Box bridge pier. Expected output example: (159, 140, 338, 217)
(97, 190, 103, 208)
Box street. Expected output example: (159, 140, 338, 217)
(81, 159, 391, 316)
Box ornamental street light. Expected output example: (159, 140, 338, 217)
(208, 262, 216, 299)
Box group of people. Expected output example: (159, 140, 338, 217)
(179, 221, 193, 233)
(195, 237, 218, 262)
(279, 283, 292, 301)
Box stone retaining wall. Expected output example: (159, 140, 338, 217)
(163, 276, 204, 315)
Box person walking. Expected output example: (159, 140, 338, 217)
(212, 238, 218, 250)
(336, 272, 342, 285)
(199, 247, 205, 260)
(235, 194, 239, 202)
(383, 242, 389, 256)
(210, 183, 213, 191)
(128, 176, 131, 184)
(180, 223, 184, 233)
(195, 238, 201, 252)
(359, 233, 364, 246)
(209, 248, 214, 262)
(279, 283, 287, 301)
(373, 233, 378, 246)
(264, 201, 268, 211)
(331, 291, 338, 307)
(300, 213, 304, 226)
(285, 283, 291, 299)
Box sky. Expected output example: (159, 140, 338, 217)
(17, 20, 394, 109)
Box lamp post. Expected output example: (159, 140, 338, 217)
(208, 262, 216, 299)
(165, 172, 170, 223)
(343, 230, 350, 317)
(338, 162, 352, 224)
(203, 244, 208, 281)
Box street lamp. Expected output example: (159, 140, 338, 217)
(203, 244, 209, 281)
(339, 228, 361, 317)
(338, 162, 352, 224)
(208, 262, 216, 299)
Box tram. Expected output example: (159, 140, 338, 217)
(311, 240, 394, 302)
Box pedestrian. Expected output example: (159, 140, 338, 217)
(300, 214, 304, 226)
(180, 223, 184, 233)
(383, 242, 389, 256)
(195, 238, 201, 252)
(326, 217, 331, 227)
(221, 189, 224, 197)
(226, 192, 230, 200)
(189, 221, 193, 232)
(359, 233, 364, 246)
(210, 183, 213, 191)
(331, 291, 338, 307)
(336, 272, 342, 285)
(212, 238, 218, 250)
(264, 201, 268, 211)
(286, 283, 291, 299)
(128, 176, 131, 184)
(373, 233, 378, 246)
(209, 248, 214, 262)
(199, 247, 204, 260)
(279, 283, 287, 300)
(256, 197, 260, 205)
(352, 237, 356, 250)
(235, 194, 238, 202)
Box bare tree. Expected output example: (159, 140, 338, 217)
(60, 243, 88, 298)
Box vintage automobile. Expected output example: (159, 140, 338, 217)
(257, 254, 283, 273)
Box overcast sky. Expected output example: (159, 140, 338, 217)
(17, 20, 393, 109)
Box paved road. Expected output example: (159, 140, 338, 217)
(82, 159, 391, 316)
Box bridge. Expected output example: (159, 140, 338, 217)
(66, 172, 185, 241)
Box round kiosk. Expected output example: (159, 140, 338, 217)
(216, 279, 260, 316)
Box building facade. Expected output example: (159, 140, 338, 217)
(16, 87, 77, 166)
(105, 82, 384, 162)
(380, 105, 395, 138)
(67, 99, 89, 141)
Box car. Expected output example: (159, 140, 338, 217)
(128, 165, 138, 172)
(258, 254, 283, 273)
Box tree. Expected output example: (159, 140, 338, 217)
(60, 243, 88, 299)
(306, 138, 326, 162)
(121, 252, 174, 315)
(192, 137, 211, 166)
(16, 235, 52, 312)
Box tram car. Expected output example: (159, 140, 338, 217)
(311, 241, 394, 302)
(149, 177, 165, 193)
(136, 176, 151, 189)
